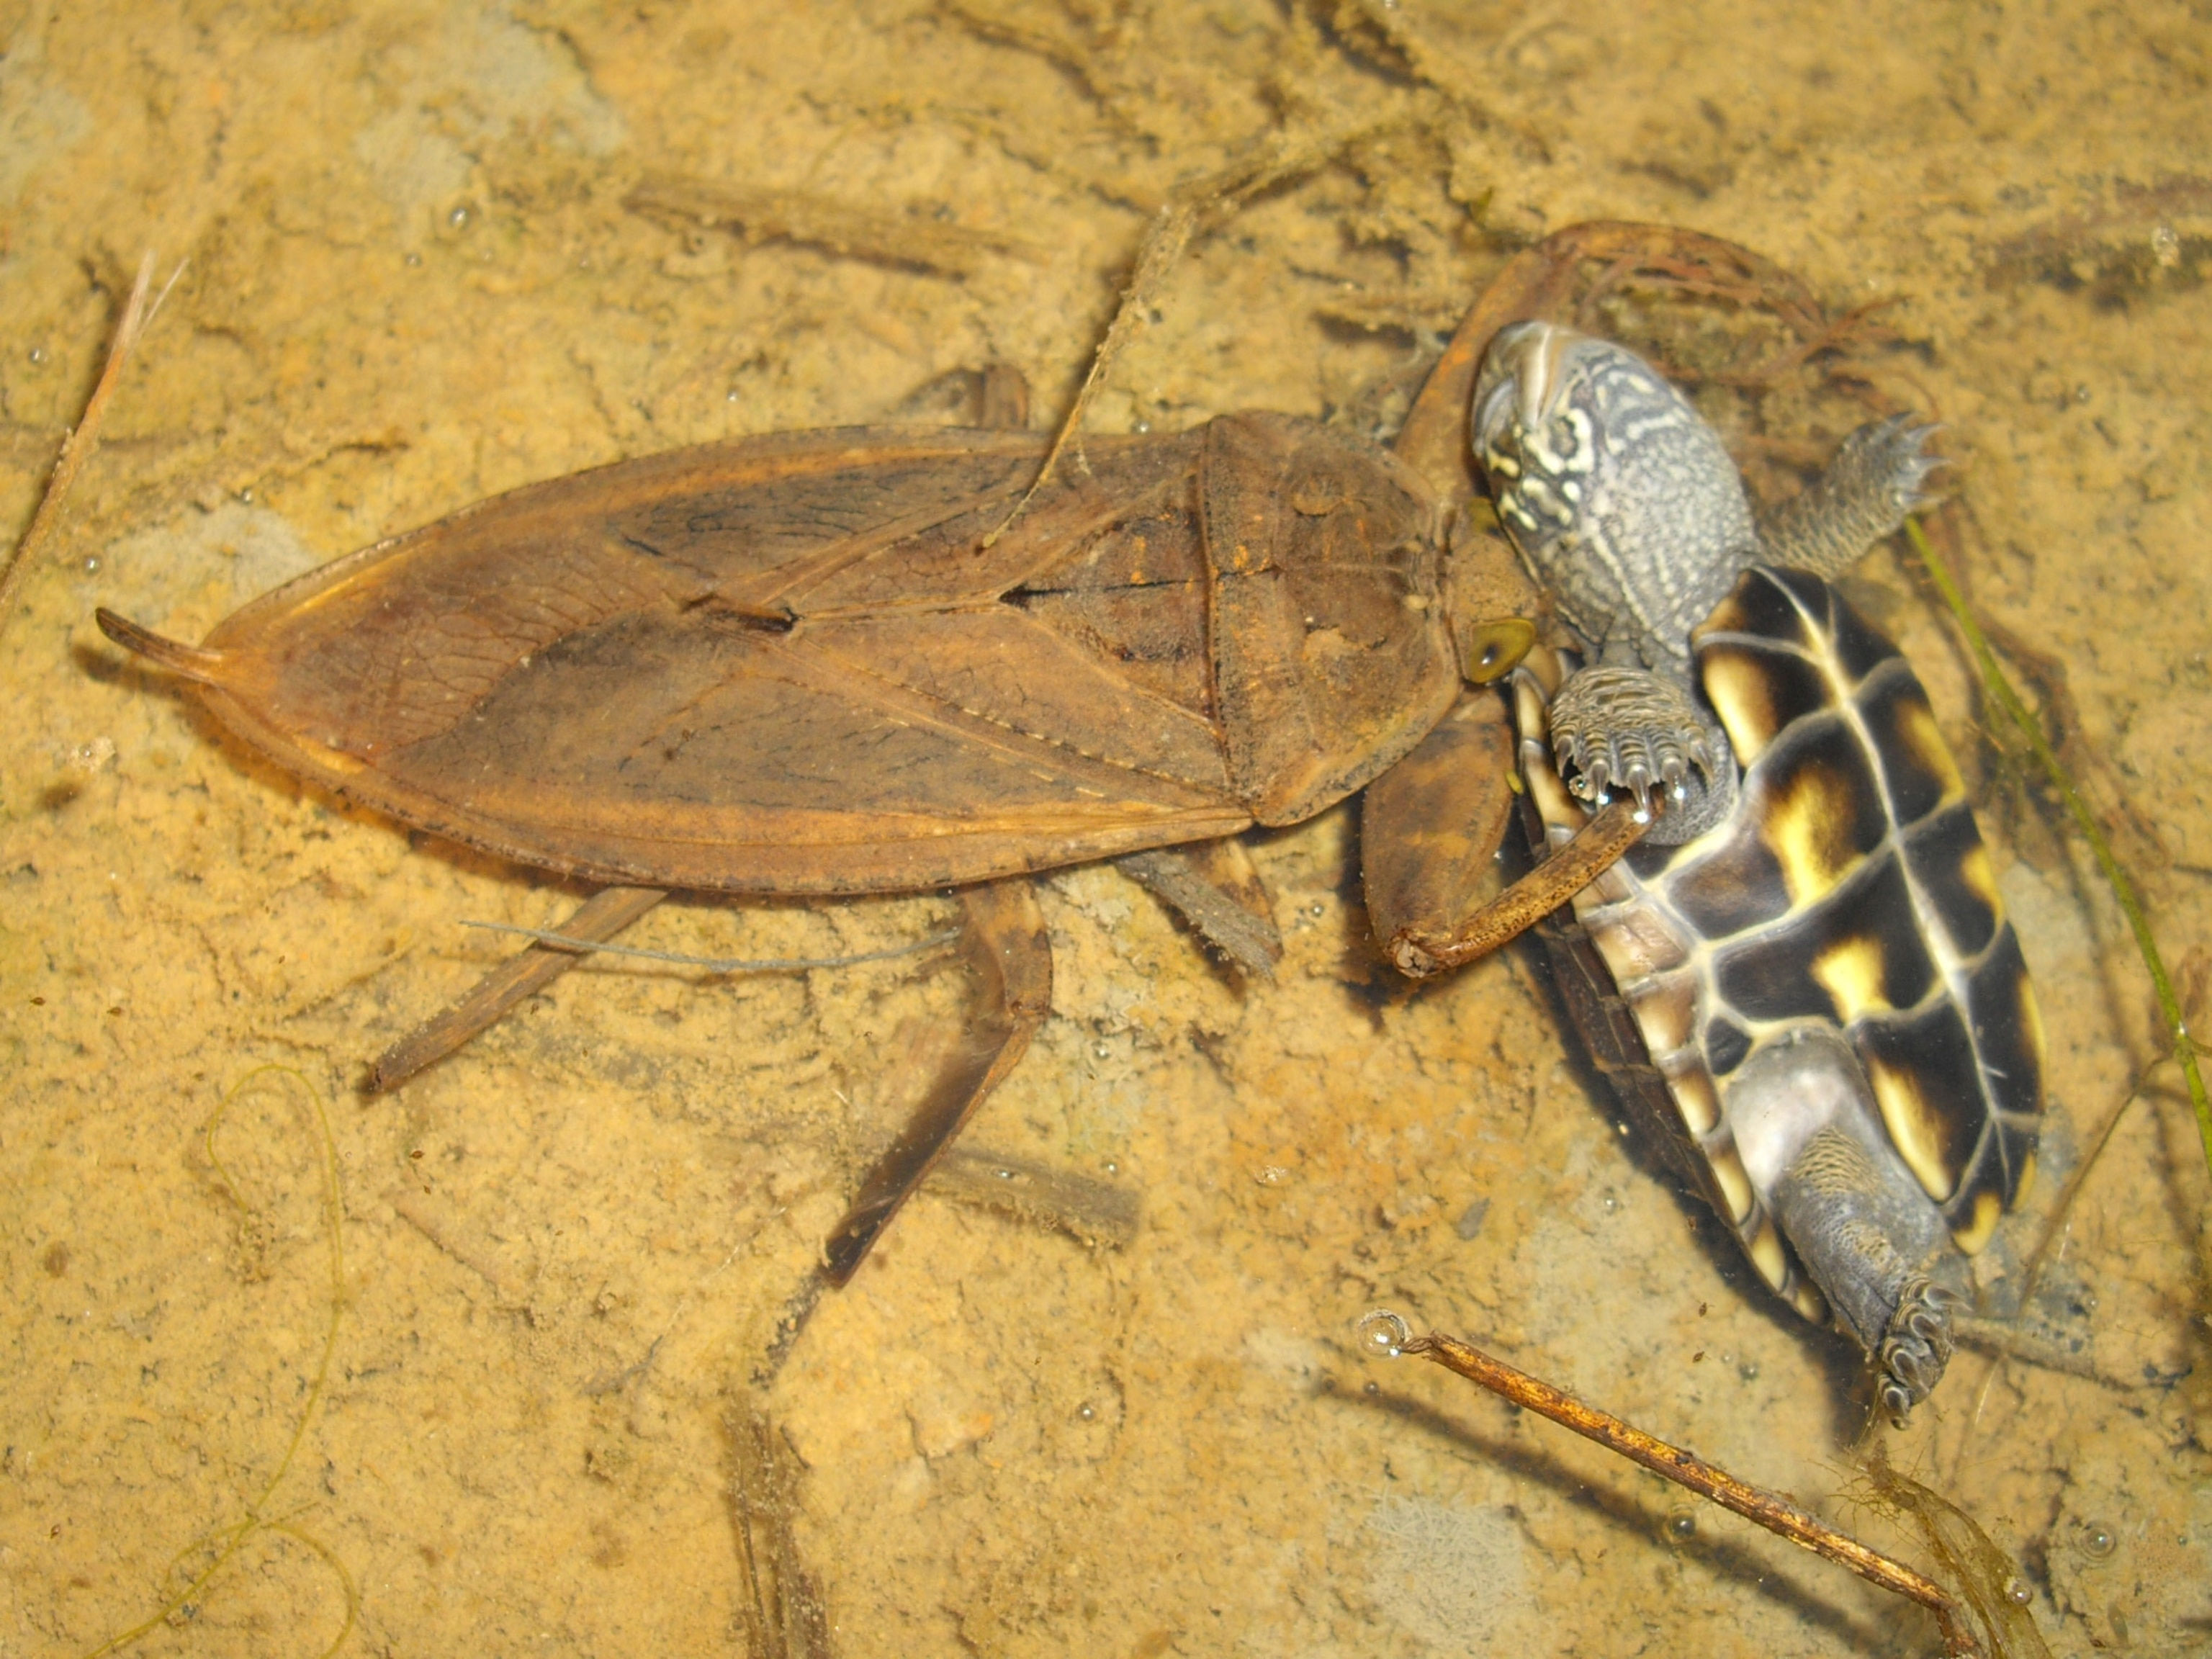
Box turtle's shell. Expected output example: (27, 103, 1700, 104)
(1518, 564, 2044, 1317)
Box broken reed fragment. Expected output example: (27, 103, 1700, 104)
(0, 251, 183, 640)
(1356, 1313, 1987, 1658)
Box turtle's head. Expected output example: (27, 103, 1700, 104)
(1470, 321, 1629, 577)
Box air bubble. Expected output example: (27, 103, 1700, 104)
(2077, 1521, 2116, 1560)
(1668, 1510, 1696, 1539)
(1076, 1403, 1096, 1421)
(2004, 1575, 2031, 1606)
(449, 205, 471, 228)
(29, 345, 48, 365)
(1356, 1309, 1411, 1359)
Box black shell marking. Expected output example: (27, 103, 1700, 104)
(1526, 564, 2044, 1309)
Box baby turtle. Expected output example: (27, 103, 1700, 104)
(1473, 323, 2044, 1419)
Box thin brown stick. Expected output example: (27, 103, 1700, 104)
(1359, 1314, 1982, 1657)
(0, 252, 179, 638)
(984, 114, 1401, 547)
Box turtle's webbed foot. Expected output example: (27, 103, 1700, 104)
(1550, 666, 1735, 843)
(1876, 1277, 1959, 1425)
(1843, 413, 1946, 518)
(1758, 413, 1947, 579)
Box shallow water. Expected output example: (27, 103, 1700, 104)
(3, 3, 2208, 1655)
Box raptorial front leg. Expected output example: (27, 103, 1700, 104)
(1116, 837, 1282, 979)
(820, 877, 1053, 1285)
(1362, 685, 1650, 976)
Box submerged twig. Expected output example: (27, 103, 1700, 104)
(0, 252, 182, 642)
(1357, 1313, 1984, 1657)
(1906, 518, 2211, 1185)
(729, 1401, 832, 1659)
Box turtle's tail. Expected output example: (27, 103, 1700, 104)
(95, 608, 227, 685)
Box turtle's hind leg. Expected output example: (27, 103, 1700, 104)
(1727, 1028, 1956, 1423)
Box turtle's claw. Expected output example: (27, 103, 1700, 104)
(1550, 664, 1738, 844)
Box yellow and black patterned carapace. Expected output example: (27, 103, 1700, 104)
(1477, 323, 2044, 1423)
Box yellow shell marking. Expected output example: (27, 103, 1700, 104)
(1702, 647, 1782, 766)
(1810, 932, 1891, 1025)
(1759, 758, 1866, 907)
(1958, 843, 2000, 914)
(1747, 1218, 1790, 1292)
(1866, 1053, 1959, 1202)
(1951, 1189, 2004, 1255)
(2018, 970, 2049, 1074)
(1671, 1071, 1720, 1138)
(2014, 1151, 2037, 1207)
(1895, 694, 1966, 809)
(1708, 1144, 1755, 1225)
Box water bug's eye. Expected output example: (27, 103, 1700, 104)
(1457, 617, 1535, 685)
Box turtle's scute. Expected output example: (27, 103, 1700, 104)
(1858, 998, 1987, 1203)
(1806, 873, 1941, 1018)
(1752, 718, 1891, 904)
(1703, 1013, 1754, 1075)
(1712, 850, 1920, 1024)
(1964, 927, 2046, 1143)
(1905, 803, 2003, 958)
(1813, 575, 1899, 683)
(1701, 639, 1832, 761)
(1644, 812, 1790, 936)
(1856, 668, 1965, 823)
(1698, 565, 1817, 650)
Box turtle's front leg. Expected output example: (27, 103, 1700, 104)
(1548, 659, 1737, 843)
(1757, 413, 1946, 577)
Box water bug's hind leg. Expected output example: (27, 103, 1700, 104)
(1117, 838, 1282, 979)
(369, 885, 670, 1090)
(1756, 414, 1946, 578)
(1548, 664, 1737, 845)
(820, 877, 1053, 1285)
